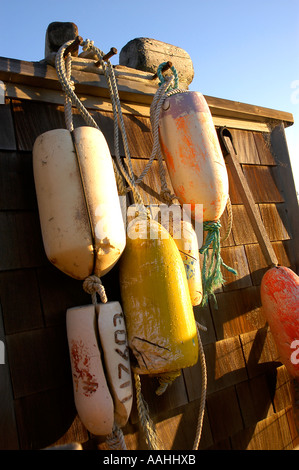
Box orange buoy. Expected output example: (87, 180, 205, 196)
(261, 266, 299, 379)
(158, 91, 228, 222)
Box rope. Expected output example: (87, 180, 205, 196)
(192, 322, 207, 450)
(55, 40, 127, 200)
(105, 424, 127, 450)
(83, 275, 107, 304)
(221, 195, 233, 242)
(155, 370, 181, 396)
(64, 53, 74, 132)
(134, 373, 160, 450)
(200, 221, 237, 306)
(81, 40, 148, 216)
(135, 64, 188, 205)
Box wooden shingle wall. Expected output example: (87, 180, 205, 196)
(0, 80, 298, 450)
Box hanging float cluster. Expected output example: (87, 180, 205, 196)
(32, 35, 236, 450)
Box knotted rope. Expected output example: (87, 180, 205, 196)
(200, 220, 237, 306)
(105, 424, 127, 450)
(134, 373, 160, 450)
(83, 275, 108, 304)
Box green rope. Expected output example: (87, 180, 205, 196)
(199, 221, 237, 307)
(157, 62, 179, 90)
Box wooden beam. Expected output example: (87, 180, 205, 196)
(0, 56, 294, 127)
(219, 128, 278, 268)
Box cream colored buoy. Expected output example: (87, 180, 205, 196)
(33, 126, 126, 280)
(158, 91, 228, 222)
(66, 304, 114, 435)
(96, 301, 133, 428)
(159, 210, 202, 306)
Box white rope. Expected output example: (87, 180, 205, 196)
(54, 40, 127, 199)
(193, 322, 207, 450)
(81, 40, 147, 215)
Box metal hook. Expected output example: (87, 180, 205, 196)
(63, 36, 83, 59)
(152, 61, 173, 80)
(95, 47, 118, 67)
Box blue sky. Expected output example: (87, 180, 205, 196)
(1, 0, 298, 191)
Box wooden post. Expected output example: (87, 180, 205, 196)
(220, 127, 278, 268)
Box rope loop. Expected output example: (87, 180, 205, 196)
(83, 274, 107, 304)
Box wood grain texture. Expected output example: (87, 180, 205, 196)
(210, 286, 265, 340)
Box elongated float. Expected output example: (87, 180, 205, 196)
(261, 266, 299, 380)
(119, 216, 199, 381)
(150, 68, 236, 305)
(66, 302, 133, 435)
(32, 38, 133, 446)
(158, 90, 229, 223)
(159, 207, 202, 306)
(33, 126, 126, 280)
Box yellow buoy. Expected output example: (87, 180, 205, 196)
(119, 216, 198, 377)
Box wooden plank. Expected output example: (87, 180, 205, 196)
(253, 131, 276, 165)
(186, 336, 247, 399)
(242, 164, 284, 203)
(269, 365, 294, 413)
(245, 241, 294, 286)
(205, 94, 294, 127)
(206, 386, 244, 443)
(11, 99, 73, 151)
(6, 326, 71, 399)
(226, 164, 243, 205)
(5, 82, 275, 132)
(0, 103, 16, 150)
(210, 286, 265, 340)
(0, 211, 47, 271)
(0, 304, 19, 449)
(230, 204, 258, 245)
(129, 373, 189, 425)
(270, 123, 299, 273)
(0, 151, 36, 211)
(239, 327, 281, 379)
(228, 129, 260, 164)
(5, 82, 152, 117)
(221, 132, 279, 267)
(152, 401, 212, 450)
(36, 265, 90, 327)
(220, 245, 252, 291)
(236, 375, 274, 428)
(259, 203, 291, 241)
(14, 386, 88, 450)
(0, 57, 294, 125)
(230, 409, 291, 450)
(0, 269, 44, 334)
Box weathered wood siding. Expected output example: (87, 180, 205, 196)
(0, 86, 298, 450)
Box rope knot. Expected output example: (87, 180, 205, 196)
(82, 39, 94, 51)
(83, 275, 107, 304)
